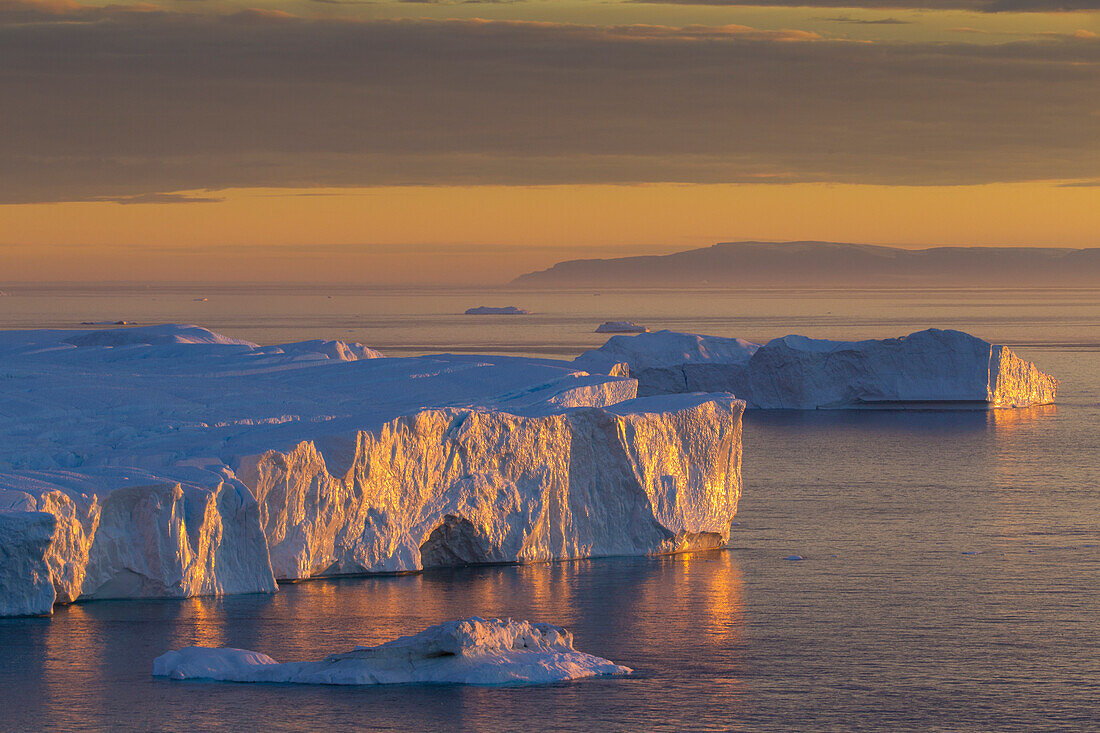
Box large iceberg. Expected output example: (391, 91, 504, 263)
(0, 325, 743, 616)
(153, 617, 631, 685)
(574, 328, 1057, 409)
(244, 394, 742, 580)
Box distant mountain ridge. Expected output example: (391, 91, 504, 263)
(512, 242, 1100, 287)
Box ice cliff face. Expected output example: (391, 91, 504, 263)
(987, 343, 1059, 408)
(575, 328, 1057, 409)
(241, 395, 742, 579)
(0, 325, 743, 616)
(153, 617, 631, 685)
(0, 509, 56, 617)
(0, 473, 278, 615)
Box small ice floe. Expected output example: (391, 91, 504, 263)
(153, 617, 631, 686)
(464, 306, 529, 315)
(784, 555, 804, 561)
(595, 321, 648, 334)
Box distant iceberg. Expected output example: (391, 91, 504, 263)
(464, 306, 530, 315)
(574, 328, 1057, 409)
(595, 321, 649, 334)
(153, 617, 631, 686)
(0, 325, 743, 616)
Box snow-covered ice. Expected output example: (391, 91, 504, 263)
(153, 617, 631, 685)
(595, 321, 649, 333)
(0, 325, 744, 616)
(574, 328, 1056, 408)
(575, 330, 759, 393)
(464, 306, 530, 315)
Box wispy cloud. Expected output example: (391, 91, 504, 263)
(815, 15, 912, 24)
(95, 192, 226, 205)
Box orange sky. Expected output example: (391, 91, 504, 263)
(1, 1, 1097, 283)
(3, 182, 1098, 284)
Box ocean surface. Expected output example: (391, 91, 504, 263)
(0, 285, 1097, 732)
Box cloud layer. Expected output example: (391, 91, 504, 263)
(631, 0, 1100, 11)
(1, 4, 1099, 203)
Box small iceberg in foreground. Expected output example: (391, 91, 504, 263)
(153, 617, 631, 686)
(464, 306, 530, 315)
(595, 321, 648, 333)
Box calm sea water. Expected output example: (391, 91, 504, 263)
(0, 286, 1097, 732)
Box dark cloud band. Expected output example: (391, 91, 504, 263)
(1, 7, 1098, 202)
(629, 0, 1100, 12)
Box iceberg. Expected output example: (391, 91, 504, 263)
(574, 328, 1057, 409)
(153, 617, 631, 685)
(0, 325, 743, 616)
(595, 321, 649, 334)
(464, 306, 530, 315)
(0, 472, 278, 616)
(244, 393, 742, 580)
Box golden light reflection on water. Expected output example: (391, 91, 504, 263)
(987, 403, 1067, 542)
(988, 404, 1058, 431)
(258, 552, 747, 660)
(22, 551, 747, 731)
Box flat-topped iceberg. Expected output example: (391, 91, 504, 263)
(153, 617, 631, 685)
(464, 306, 530, 315)
(0, 325, 743, 616)
(595, 321, 649, 333)
(574, 328, 1057, 409)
